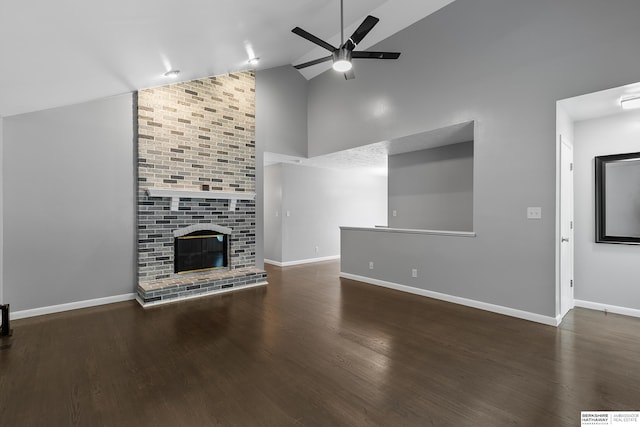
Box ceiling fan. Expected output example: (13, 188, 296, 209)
(291, 0, 401, 80)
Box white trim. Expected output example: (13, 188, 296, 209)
(557, 135, 575, 319)
(574, 299, 640, 319)
(555, 309, 570, 326)
(11, 293, 136, 320)
(146, 187, 256, 201)
(173, 223, 232, 237)
(146, 188, 256, 212)
(340, 272, 560, 327)
(341, 226, 475, 238)
(137, 281, 268, 307)
(554, 131, 561, 318)
(264, 255, 340, 267)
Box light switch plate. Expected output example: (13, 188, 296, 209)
(527, 207, 542, 219)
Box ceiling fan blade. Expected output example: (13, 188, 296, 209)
(352, 51, 401, 59)
(292, 27, 336, 52)
(344, 15, 379, 50)
(344, 68, 355, 80)
(293, 55, 333, 69)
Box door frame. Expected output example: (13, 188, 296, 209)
(556, 134, 575, 322)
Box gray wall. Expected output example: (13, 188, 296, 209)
(256, 66, 308, 158)
(574, 110, 640, 310)
(255, 65, 310, 268)
(265, 164, 387, 264)
(318, 0, 640, 317)
(388, 141, 473, 231)
(3, 94, 136, 311)
(263, 164, 283, 262)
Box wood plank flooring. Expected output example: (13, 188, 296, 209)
(1, 260, 639, 426)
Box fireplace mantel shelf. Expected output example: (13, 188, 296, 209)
(146, 188, 256, 211)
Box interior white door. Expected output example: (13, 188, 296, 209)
(560, 136, 574, 319)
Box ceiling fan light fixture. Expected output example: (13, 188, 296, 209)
(333, 60, 352, 72)
(291, 1, 399, 79)
(332, 49, 352, 72)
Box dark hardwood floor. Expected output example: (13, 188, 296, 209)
(1, 260, 639, 426)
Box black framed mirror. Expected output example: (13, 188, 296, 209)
(595, 151, 640, 244)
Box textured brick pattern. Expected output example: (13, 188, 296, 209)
(138, 198, 255, 280)
(137, 72, 256, 192)
(137, 268, 267, 306)
(136, 71, 263, 299)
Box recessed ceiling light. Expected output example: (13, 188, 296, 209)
(621, 95, 640, 110)
(248, 57, 260, 66)
(163, 70, 180, 78)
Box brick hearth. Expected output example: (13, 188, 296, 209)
(136, 267, 267, 306)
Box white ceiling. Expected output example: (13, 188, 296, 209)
(0, 0, 455, 117)
(559, 81, 640, 122)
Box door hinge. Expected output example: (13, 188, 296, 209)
(570, 279, 573, 288)
(570, 221, 573, 230)
(569, 163, 574, 171)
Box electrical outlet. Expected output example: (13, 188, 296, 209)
(411, 268, 418, 278)
(392, 210, 397, 217)
(527, 207, 542, 219)
(315, 246, 319, 253)
(369, 261, 374, 270)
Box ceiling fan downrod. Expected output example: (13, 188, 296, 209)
(340, 0, 344, 47)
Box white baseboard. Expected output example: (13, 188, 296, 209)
(574, 299, 640, 319)
(340, 272, 560, 327)
(137, 281, 268, 307)
(11, 293, 137, 320)
(264, 255, 340, 267)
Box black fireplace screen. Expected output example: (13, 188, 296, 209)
(174, 231, 227, 274)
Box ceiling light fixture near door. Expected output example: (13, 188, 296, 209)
(248, 57, 260, 66)
(291, 0, 400, 80)
(163, 70, 180, 78)
(620, 95, 640, 110)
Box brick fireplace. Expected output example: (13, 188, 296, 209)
(135, 71, 267, 306)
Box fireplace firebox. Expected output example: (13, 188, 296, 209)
(174, 231, 228, 274)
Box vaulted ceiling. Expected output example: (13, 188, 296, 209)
(0, 0, 455, 117)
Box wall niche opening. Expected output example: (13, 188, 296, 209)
(387, 120, 475, 232)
